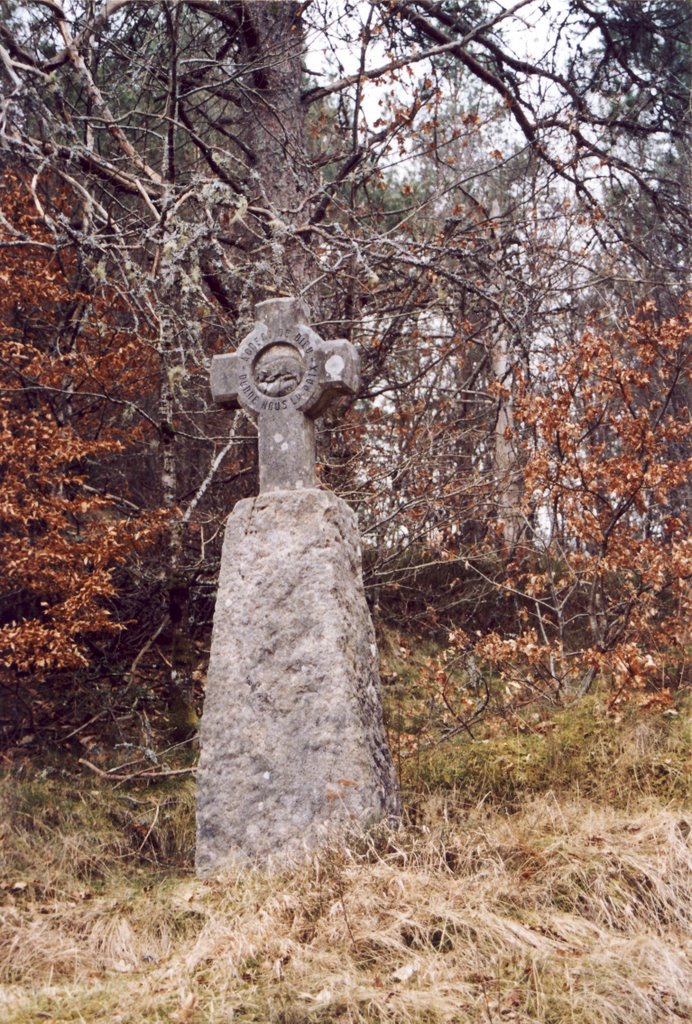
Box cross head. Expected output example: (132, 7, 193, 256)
(211, 298, 360, 493)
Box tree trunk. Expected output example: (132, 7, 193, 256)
(237, 1, 315, 298)
(491, 326, 523, 551)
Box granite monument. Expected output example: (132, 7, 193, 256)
(196, 297, 400, 873)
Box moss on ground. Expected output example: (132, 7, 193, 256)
(400, 696, 691, 807)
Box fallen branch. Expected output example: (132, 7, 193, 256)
(78, 758, 196, 784)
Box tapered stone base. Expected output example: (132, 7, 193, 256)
(195, 489, 400, 875)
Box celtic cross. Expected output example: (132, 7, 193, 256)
(211, 298, 360, 493)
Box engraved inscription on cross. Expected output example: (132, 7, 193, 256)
(211, 298, 360, 493)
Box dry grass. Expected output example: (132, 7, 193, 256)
(1, 773, 690, 1023)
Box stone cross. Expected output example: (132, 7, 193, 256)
(197, 295, 400, 872)
(211, 298, 359, 492)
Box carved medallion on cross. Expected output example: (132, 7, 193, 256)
(211, 298, 360, 493)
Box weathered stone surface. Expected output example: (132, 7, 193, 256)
(196, 488, 400, 874)
(210, 298, 359, 493)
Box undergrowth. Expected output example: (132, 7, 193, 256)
(402, 696, 691, 807)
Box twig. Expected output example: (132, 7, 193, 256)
(338, 892, 357, 950)
(126, 616, 169, 687)
(137, 799, 161, 852)
(182, 434, 236, 524)
(78, 758, 196, 784)
(78, 757, 109, 777)
(60, 710, 107, 743)
(126, 766, 196, 780)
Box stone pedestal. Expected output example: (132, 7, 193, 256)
(196, 488, 400, 874)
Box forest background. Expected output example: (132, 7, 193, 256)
(0, 0, 688, 753)
(0, 3, 690, 1023)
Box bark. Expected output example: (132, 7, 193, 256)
(235, 1, 315, 297)
(491, 326, 523, 551)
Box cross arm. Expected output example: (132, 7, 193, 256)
(210, 352, 241, 409)
(307, 339, 360, 417)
